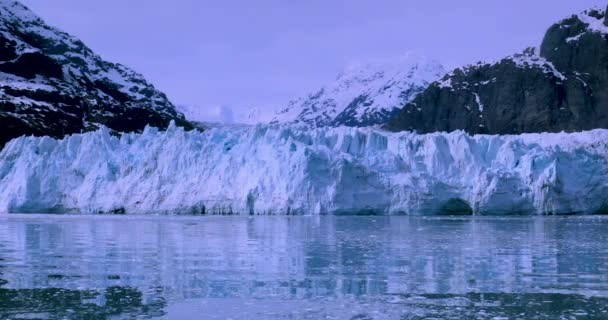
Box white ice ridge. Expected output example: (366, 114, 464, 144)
(1, 122, 608, 215)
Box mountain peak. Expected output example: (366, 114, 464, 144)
(0, 0, 191, 146)
(387, 4, 608, 135)
(273, 53, 445, 127)
(575, 6, 608, 34)
(336, 52, 440, 82)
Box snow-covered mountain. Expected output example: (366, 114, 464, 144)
(2, 122, 607, 215)
(0, 0, 191, 147)
(272, 53, 445, 127)
(387, 6, 608, 134)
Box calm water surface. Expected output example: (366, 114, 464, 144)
(0, 215, 607, 319)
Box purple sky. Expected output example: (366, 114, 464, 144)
(20, 0, 606, 111)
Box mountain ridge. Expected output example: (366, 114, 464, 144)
(272, 53, 445, 127)
(386, 5, 608, 134)
(0, 0, 192, 147)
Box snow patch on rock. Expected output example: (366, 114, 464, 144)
(577, 8, 608, 35)
(473, 93, 483, 113)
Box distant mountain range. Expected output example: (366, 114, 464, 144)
(387, 6, 608, 134)
(176, 104, 274, 127)
(179, 54, 446, 128)
(0, 0, 191, 147)
(272, 53, 445, 127)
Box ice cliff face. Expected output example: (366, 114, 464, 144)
(0, 0, 192, 147)
(272, 53, 445, 127)
(1, 123, 608, 215)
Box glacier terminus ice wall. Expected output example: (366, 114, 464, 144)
(1, 122, 608, 215)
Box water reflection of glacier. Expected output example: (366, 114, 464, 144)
(1, 215, 607, 304)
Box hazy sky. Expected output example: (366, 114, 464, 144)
(20, 0, 606, 112)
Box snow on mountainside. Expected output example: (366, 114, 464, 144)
(272, 53, 445, 127)
(0, 0, 191, 147)
(387, 5, 608, 134)
(2, 123, 608, 216)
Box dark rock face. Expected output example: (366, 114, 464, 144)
(0, 1, 192, 147)
(386, 8, 608, 134)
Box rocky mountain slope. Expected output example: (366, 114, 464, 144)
(272, 53, 445, 127)
(386, 6, 608, 134)
(0, 0, 191, 147)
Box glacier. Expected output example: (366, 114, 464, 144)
(1, 122, 608, 215)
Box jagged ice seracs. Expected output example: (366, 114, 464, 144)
(1, 122, 608, 215)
